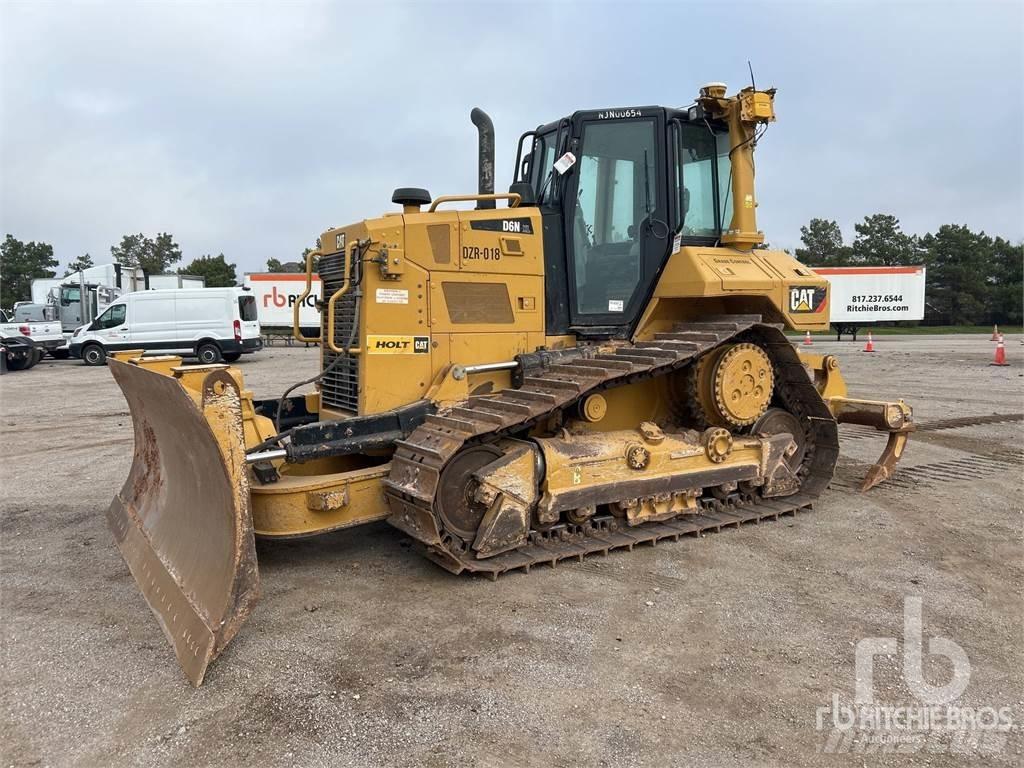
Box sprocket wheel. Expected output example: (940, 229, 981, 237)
(686, 342, 774, 428)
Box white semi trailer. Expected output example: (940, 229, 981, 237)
(242, 273, 321, 334)
(812, 265, 927, 340)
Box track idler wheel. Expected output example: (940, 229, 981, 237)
(436, 445, 504, 541)
(751, 407, 807, 471)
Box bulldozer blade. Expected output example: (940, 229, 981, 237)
(107, 358, 259, 686)
(860, 429, 910, 492)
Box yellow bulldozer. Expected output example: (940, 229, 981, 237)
(105, 82, 913, 685)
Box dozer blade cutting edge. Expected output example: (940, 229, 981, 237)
(107, 356, 259, 686)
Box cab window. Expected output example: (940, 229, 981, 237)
(676, 124, 718, 238)
(532, 132, 558, 205)
(715, 132, 732, 232)
(92, 303, 126, 329)
(571, 119, 657, 315)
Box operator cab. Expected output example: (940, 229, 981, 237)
(512, 106, 733, 338)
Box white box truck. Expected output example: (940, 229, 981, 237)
(811, 265, 927, 340)
(69, 287, 261, 366)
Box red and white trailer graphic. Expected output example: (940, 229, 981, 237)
(243, 273, 321, 331)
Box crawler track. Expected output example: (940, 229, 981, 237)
(383, 318, 840, 576)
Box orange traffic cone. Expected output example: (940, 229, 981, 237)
(991, 324, 1000, 341)
(991, 335, 1009, 366)
(803, 330, 813, 346)
(863, 332, 875, 352)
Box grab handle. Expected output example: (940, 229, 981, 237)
(293, 250, 322, 344)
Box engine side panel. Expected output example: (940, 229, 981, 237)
(318, 207, 547, 418)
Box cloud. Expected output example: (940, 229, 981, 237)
(1, 1, 1021, 273)
(59, 89, 129, 117)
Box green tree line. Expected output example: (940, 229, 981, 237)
(0, 235, 58, 308)
(265, 246, 314, 273)
(1, 232, 240, 306)
(4, 222, 1021, 326)
(795, 214, 1023, 326)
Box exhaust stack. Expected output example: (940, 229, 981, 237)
(470, 107, 495, 209)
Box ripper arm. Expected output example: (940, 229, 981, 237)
(798, 352, 914, 491)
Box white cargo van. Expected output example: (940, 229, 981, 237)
(69, 287, 262, 366)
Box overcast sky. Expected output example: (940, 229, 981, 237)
(2, 1, 1021, 274)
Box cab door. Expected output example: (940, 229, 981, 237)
(90, 302, 129, 347)
(563, 113, 669, 335)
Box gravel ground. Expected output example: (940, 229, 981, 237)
(2, 334, 1022, 767)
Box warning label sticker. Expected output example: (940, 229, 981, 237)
(375, 288, 409, 305)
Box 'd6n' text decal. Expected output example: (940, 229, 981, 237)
(469, 218, 534, 235)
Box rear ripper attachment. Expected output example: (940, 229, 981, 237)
(799, 351, 914, 491)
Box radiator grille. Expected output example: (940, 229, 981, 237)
(319, 250, 360, 413)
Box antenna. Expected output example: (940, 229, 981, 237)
(748, 60, 756, 91)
